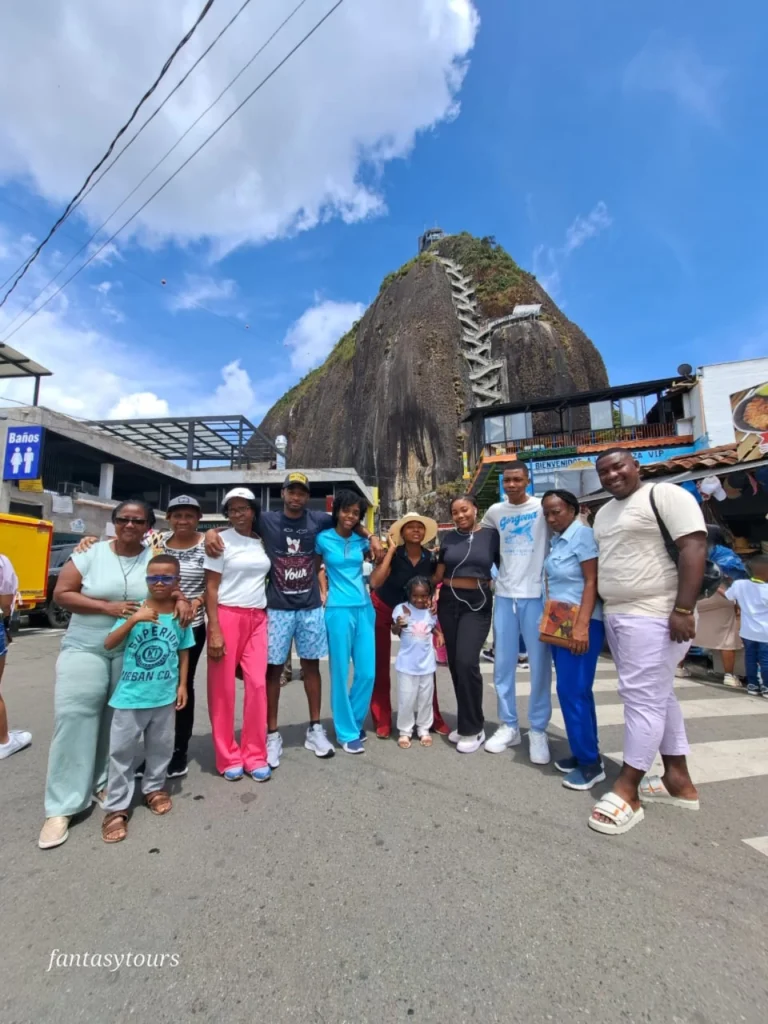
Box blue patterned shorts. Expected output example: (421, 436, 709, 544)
(268, 607, 328, 665)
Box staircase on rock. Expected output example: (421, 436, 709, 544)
(437, 257, 506, 406)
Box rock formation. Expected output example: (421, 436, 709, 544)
(258, 233, 608, 517)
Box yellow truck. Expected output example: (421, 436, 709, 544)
(0, 512, 54, 616)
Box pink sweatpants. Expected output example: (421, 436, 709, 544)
(605, 613, 691, 772)
(207, 605, 268, 774)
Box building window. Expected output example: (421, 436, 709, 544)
(484, 416, 506, 444)
(620, 396, 645, 427)
(506, 412, 532, 440)
(589, 401, 613, 430)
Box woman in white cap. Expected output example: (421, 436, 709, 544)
(203, 488, 272, 782)
(368, 512, 449, 738)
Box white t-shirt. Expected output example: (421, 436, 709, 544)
(725, 580, 768, 643)
(481, 496, 548, 599)
(593, 482, 706, 618)
(392, 603, 437, 675)
(202, 529, 271, 609)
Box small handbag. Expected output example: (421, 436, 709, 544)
(649, 487, 722, 600)
(538, 573, 580, 648)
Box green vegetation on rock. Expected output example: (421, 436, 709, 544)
(435, 232, 528, 318)
(271, 321, 359, 415)
(379, 251, 435, 293)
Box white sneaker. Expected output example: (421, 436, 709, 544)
(722, 674, 741, 688)
(484, 724, 521, 753)
(0, 729, 31, 759)
(528, 729, 550, 765)
(38, 815, 70, 849)
(457, 731, 486, 754)
(448, 729, 460, 744)
(267, 731, 283, 769)
(304, 723, 335, 759)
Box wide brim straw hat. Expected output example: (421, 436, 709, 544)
(389, 512, 438, 546)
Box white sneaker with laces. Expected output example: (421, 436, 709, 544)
(457, 731, 486, 754)
(528, 729, 550, 765)
(0, 729, 31, 759)
(448, 729, 460, 744)
(722, 674, 741, 688)
(267, 731, 283, 769)
(304, 723, 335, 758)
(484, 724, 521, 753)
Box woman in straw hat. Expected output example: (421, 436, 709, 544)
(368, 513, 449, 738)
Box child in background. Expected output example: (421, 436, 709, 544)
(725, 555, 768, 696)
(392, 577, 438, 748)
(101, 554, 194, 843)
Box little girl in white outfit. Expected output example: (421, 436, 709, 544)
(392, 577, 437, 748)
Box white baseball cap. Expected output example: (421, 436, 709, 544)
(222, 487, 257, 507)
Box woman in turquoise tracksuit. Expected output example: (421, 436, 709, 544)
(315, 490, 374, 755)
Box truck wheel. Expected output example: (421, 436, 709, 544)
(46, 602, 71, 629)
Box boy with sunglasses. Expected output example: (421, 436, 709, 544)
(100, 554, 194, 843)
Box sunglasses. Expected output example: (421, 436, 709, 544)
(115, 516, 147, 526)
(146, 574, 178, 585)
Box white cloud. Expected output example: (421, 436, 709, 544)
(86, 241, 122, 266)
(109, 391, 170, 419)
(624, 36, 726, 126)
(533, 201, 612, 298)
(0, 1, 479, 254)
(283, 297, 365, 373)
(169, 273, 237, 312)
(93, 281, 112, 296)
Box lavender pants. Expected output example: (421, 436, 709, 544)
(605, 614, 691, 772)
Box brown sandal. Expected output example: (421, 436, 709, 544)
(397, 735, 412, 749)
(419, 734, 433, 747)
(145, 791, 172, 815)
(102, 812, 128, 843)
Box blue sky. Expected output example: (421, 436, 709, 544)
(0, 0, 765, 423)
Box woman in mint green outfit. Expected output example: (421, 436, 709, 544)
(39, 501, 157, 850)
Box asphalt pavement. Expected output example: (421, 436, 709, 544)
(2, 627, 767, 1024)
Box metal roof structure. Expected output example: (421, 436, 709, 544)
(0, 342, 52, 404)
(463, 375, 694, 422)
(87, 414, 277, 469)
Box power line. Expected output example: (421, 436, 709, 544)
(0, 0, 346, 348)
(0, 0, 218, 308)
(0, 0, 255, 298)
(0, 0, 311, 337)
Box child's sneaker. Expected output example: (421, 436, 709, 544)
(251, 766, 272, 782)
(223, 766, 244, 780)
(746, 685, 761, 696)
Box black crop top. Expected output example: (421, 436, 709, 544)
(438, 528, 499, 579)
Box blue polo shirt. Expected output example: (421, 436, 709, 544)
(315, 531, 370, 608)
(543, 520, 602, 621)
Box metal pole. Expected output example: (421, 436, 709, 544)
(237, 419, 243, 469)
(186, 421, 194, 470)
(33, 376, 40, 405)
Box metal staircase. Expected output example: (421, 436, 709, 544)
(436, 257, 506, 406)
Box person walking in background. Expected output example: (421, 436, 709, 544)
(368, 513, 449, 737)
(690, 526, 748, 687)
(541, 490, 605, 792)
(481, 464, 553, 764)
(101, 554, 194, 843)
(0, 553, 30, 761)
(204, 488, 272, 782)
(315, 490, 374, 755)
(391, 577, 438, 749)
(588, 450, 706, 837)
(434, 495, 499, 753)
(724, 555, 768, 696)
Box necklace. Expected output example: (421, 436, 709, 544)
(113, 542, 143, 600)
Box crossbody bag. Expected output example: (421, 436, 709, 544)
(648, 486, 721, 600)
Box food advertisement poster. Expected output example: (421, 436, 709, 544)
(730, 381, 768, 460)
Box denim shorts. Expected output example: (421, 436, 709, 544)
(267, 607, 328, 665)
(0, 626, 7, 659)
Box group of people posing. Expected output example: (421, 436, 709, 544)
(38, 446, 759, 848)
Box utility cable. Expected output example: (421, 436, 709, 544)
(0, 0, 218, 307)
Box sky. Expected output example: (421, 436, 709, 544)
(0, 0, 766, 426)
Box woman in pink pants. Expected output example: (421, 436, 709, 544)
(203, 488, 272, 782)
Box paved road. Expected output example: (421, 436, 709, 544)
(2, 628, 768, 1024)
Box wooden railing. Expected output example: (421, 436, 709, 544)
(483, 421, 681, 458)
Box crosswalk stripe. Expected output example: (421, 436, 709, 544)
(605, 738, 768, 784)
(743, 836, 768, 858)
(552, 696, 768, 731)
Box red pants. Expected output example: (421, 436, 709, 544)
(207, 605, 268, 773)
(370, 591, 445, 735)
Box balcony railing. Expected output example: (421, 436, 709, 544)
(483, 421, 682, 458)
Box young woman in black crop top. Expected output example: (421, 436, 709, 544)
(434, 495, 499, 753)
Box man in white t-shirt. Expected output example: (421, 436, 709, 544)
(588, 449, 706, 837)
(480, 463, 552, 764)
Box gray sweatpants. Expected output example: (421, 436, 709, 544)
(103, 704, 175, 812)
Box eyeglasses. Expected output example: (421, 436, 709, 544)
(146, 574, 178, 585)
(115, 517, 147, 526)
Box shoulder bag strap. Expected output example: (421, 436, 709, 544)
(649, 486, 679, 566)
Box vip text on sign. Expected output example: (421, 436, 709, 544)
(3, 427, 45, 481)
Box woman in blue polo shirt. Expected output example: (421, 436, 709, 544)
(315, 490, 374, 754)
(541, 490, 604, 792)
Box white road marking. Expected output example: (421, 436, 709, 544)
(605, 738, 768, 785)
(742, 836, 768, 857)
(553, 696, 767, 731)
